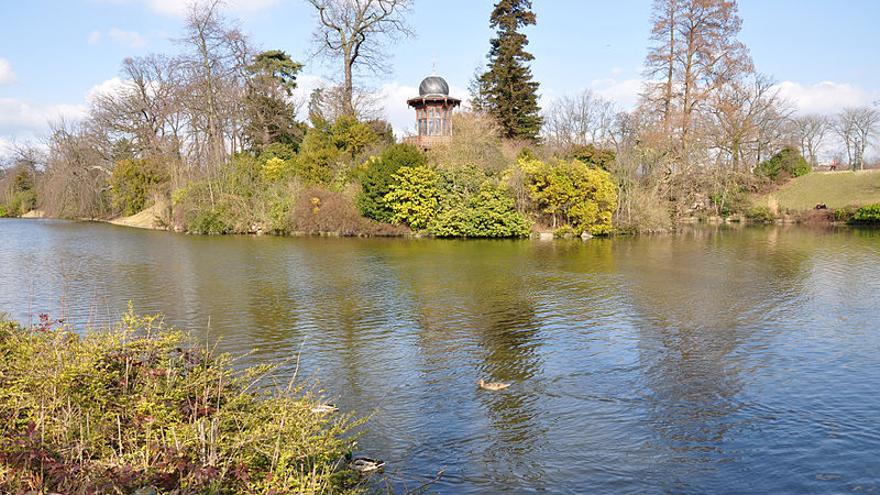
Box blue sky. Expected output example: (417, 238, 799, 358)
(1, 0, 879, 150)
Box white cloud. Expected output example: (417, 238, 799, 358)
(87, 28, 146, 48)
(0, 137, 13, 158)
(590, 78, 643, 109)
(378, 82, 419, 137)
(107, 27, 147, 48)
(0, 78, 130, 149)
(86, 77, 136, 103)
(773, 80, 876, 115)
(0, 58, 17, 85)
(0, 98, 87, 138)
(101, 0, 280, 17)
(291, 73, 327, 110)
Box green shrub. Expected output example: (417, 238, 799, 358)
(295, 126, 339, 185)
(170, 187, 189, 206)
(710, 188, 750, 217)
(428, 184, 531, 238)
(356, 144, 426, 222)
(267, 194, 294, 233)
(756, 147, 811, 182)
(223, 154, 263, 197)
(110, 159, 168, 216)
(849, 204, 880, 225)
(3, 190, 37, 217)
(257, 142, 298, 163)
(262, 156, 293, 182)
(187, 207, 234, 235)
(332, 115, 378, 159)
(438, 165, 493, 202)
(0, 204, 8, 217)
(746, 205, 775, 223)
(0, 307, 361, 494)
(384, 166, 443, 231)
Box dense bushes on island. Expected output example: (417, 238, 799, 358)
(104, 110, 616, 239)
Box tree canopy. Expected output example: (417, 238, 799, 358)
(477, 0, 543, 142)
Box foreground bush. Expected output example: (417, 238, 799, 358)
(849, 204, 880, 225)
(0, 308, 362, 494)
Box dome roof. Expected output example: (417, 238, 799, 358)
(419, 76, 449, 97)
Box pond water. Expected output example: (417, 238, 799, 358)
(2, 219, 879, 494)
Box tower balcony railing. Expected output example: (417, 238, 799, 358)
(402, 135, 453, 149)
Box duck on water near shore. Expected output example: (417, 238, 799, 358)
(350, 457, 386, 473)
(478, 379, 511, 391)
(310, 403, 339, 414)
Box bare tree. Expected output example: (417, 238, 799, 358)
(90, 55, 192, 187)
(308, 84, 383, 123)
(835, 107, 880, 170)
(788, 114, 829, 167)
(177, 1, 249, 171)
(306, 0, 413, 117)
(643, 0, 680, 129)
(643, 0, 753, 163)
(709, 74, 789, 171)
(39, 119, 114, 218)
(543, 90, 617, 150)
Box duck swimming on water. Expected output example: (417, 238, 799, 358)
(478, 379, 511, 391)
(310, 403, 339, 414)
(350, 457, 386, 473)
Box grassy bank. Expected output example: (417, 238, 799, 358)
(0, 307, 364, 494)
(760, 170, 880, 211)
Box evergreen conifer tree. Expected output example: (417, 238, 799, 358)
(477, 0, 543, 141)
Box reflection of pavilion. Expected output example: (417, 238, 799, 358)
(404, 75, 461, 149)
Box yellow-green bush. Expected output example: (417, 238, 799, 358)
(427, 183, 531, 238)
(746, 205, 776, 224)
(0, 307, 363, 494)
(384, 166, 443, 231)
(262, 156, 292, 182)
(110, 159, 168, 216)
(525, 158, 618, 235)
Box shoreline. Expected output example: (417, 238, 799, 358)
(9, 209, 865, 241)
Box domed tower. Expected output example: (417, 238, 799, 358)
(406, 75, 461, 148)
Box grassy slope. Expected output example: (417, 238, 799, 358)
(762, 170, 880, 211)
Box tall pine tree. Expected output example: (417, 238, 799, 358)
(478, 0, 543, 141)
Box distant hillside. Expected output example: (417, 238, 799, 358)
(761, 170, 880, 211)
